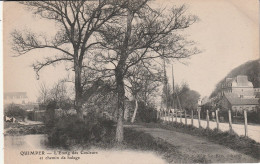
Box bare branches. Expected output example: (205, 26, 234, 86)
(97, 4, 200, 75)
(11, 30, 73, 57)
(12, 1, 200, 124)
(126, 62, 163, 104)
(32, 56, 73, 79)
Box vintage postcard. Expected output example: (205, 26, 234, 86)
(2, 0, 260, 163)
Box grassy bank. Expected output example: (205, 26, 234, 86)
(135, 121, 260, 160)
(123, 128, 211, 163)
(4, 122, 46, 135)
(44, 114, 211, 163)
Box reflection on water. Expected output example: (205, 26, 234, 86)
(5, 135, 48, 150)
(5, 135, 167, 164)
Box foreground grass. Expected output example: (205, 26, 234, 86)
(135, 121, 260, 160)
(48, 126, 209, 163)
(123, 128, 211, 163)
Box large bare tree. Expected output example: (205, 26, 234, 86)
(92, 1, 200, 142)
(11, 0, 123, 119)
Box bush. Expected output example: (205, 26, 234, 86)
(44, 100, 57, 127)
(46, 112, 116, 148)
(136, 102, 159, 123)
(5, 104, 26, 120)
(247, 110, 260, 124)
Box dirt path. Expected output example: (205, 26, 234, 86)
(163, 116, 260, 143)
(127, 125, 258, 163)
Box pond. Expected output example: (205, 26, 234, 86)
(5, 135, 166, 164)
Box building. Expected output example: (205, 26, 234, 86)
(219, 75, 260, 113)
(4, 92, 29, 105)
(220, 92, 259, 112)
(221, 75, 258, 98)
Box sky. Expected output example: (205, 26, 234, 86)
(3, 0, 259, 102)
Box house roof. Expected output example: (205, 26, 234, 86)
(224, 75, 253, 87)
(225, 78, 234, 83)
(224, 93, 259, 105)
(236, 75, 250, 86)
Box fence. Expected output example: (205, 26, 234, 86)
(157, 107, 260, 142)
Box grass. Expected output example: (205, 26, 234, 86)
(136, 121, 260, 160)
(123, 127, 212, 163)
(4, 122, 46, 135)
(123, 128, 183, 163)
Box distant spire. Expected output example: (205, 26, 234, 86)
(163, 58, 168, 110)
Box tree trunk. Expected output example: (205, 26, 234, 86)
(115, 72, 125, 143)
(131, 96, 138, 123)
(114, 7, 134, 143)
(74, 60, 83, 120)
(124, 106, 129, 121)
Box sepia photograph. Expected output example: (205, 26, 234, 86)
(2, 0, 260, 163)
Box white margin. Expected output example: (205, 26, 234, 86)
(0, 1, 4, 164)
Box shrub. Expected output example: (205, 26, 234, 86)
(46, 112, 116, 148)
(44, 100, 57, 127)
(247, 110, 260, 124)
(136, 102, 159, 123)
(5, 104, 26, 120)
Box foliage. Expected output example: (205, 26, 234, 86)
(44, 100, 58, 127)
(163, 83, 200, 111)
(126, 63, 163, 104)
(210, 59, 260, 98)
(82, 79, 117, 119)
(135, 102, 159, 123)
(46, 113, 116, 148)
(179, 89, 200, 112)
(37, 80, 73, 110)
(247, 109, 260, 124)
(5, 104, 26, 120)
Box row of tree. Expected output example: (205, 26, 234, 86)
(161, 82, 200, 113)
(12, 0, 199, 142)
(37, 80, 73, 110)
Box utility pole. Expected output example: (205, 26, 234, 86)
(172, 64, 183, 123)
(172, 64, 174, 111)
(163, 57, 168, 122)
(171, 64, 175, 123)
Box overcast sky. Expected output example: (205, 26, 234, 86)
(3, 0, 259, 102)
